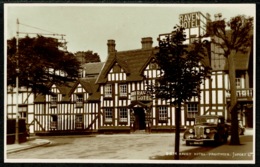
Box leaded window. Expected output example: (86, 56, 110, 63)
(104, 84, 112, 98)
(158, 106, 167, 122)
(104, 108, 113, 123)
(187, 103, 198, 119)
(119, 108, 128, 123)
(119, 84, 127, 97)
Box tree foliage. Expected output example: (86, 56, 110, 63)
(148, 26, 211, 105)
(208, 15, 253, 56)
(147, 26, 211, 160)
(75, 50, 101, 64)
(7, 35, 81, 94)
(208, 15, 253, 145)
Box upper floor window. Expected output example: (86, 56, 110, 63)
(187, 103, 198, 119)
(104, 108, 113, 123)
(76, 94, 83, 108)
(104, 84, 112, 98)
(119, 84, 127, 97)
(119, 108, 128, 123)
(236, 78, 241, 89)
(18, 105, 27, 118)
(50, 94, 58, 107)
(158, 106, 167, 122)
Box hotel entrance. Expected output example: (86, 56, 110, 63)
(133, 108, 146, 130)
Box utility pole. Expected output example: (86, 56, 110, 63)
(12, 19, 67, 144)
(15, 18, 19, 144)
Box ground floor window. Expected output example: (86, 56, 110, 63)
(187, 103, 199, 119)
(75, 114, 83, 129)
(50, 115, 58, 129)
(119, 108, 128, 123)
(104, 108, 113, 123)
(158, 106, 167, 123)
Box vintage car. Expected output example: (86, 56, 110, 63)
(183, 115, 229, 146)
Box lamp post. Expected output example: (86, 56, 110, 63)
(15, 19, 20, 144)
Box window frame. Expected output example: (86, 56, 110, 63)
(158, 106, 168, 123)
(50, 115, 58, 129)
(187, 103, 199, 119)
(104, 108, 113, 124)
(50, 94, 58, 108)
(104, 84, 113, 98)
(75, 114, 84, 129)
(18, 105, 27, 119)
(235, 78, 241, 89)
(119, 84, 128, 98)
(75, 93, 84, 108)
(119, 107, 128, 124)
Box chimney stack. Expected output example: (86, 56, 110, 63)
(141, 37, 153, 49)
(107, 39, 116, 54)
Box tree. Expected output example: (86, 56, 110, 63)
(75, 50, 101, 64)
(147, 26, 211, 160)
(208, 15, 253, 145)
(7, 35, 81, 94)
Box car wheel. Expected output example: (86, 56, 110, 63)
(214, 134, 222, 145)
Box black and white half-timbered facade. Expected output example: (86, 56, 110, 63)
(33, 76, 101, 135)
(6, 12, 253, 135)
(95, 33, 253, 133)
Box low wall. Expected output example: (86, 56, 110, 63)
(7, 119, 27, 144)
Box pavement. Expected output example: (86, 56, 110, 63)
(6, 128, 254, 161)
(191, 134, 254, 161)
(6, 137, 51, 154)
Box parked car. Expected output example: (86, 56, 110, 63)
(183, 115, 229, 146)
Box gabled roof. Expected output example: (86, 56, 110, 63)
(96, 48, 156, 84)
(34, 78, 101, 103)
(81, 62, 105, 75)
(34, 82, 75, 103)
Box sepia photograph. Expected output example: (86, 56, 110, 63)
(4, 3, 255, 164)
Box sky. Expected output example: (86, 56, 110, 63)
(5, 3, 255, 62)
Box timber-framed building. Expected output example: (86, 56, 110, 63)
(6, 11, 254, 135)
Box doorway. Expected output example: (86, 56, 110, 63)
(134, 108, 145, 130)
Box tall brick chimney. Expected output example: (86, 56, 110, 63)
(141, 37, 153, 49)
(107, 39, 116, 54)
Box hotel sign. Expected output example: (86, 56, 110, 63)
(179, 12, 200, 29)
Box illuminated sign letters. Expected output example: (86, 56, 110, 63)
(179, 12, 200, 29)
